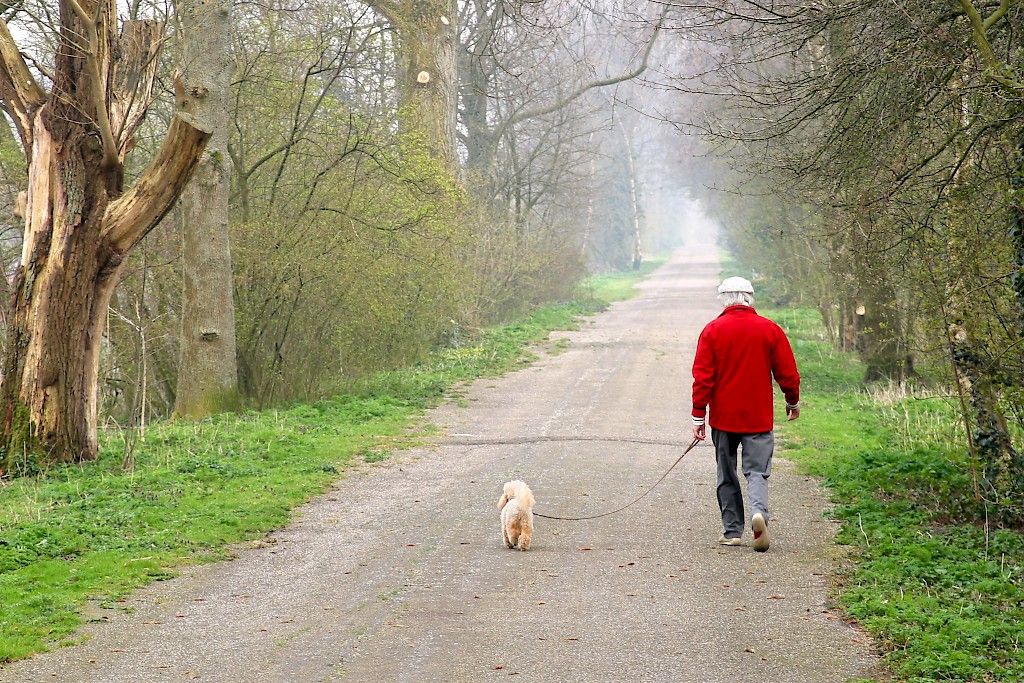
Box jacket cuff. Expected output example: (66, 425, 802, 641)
(786, 401, 800, 409)
(691, 415, 705, 426)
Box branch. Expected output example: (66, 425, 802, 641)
(507, 5, 668, 127)
(363, 0, 400, 27)
(62, 0, 119, 168)
(0, 15, 44, 147)
(110, 19, 163, 159)
(957, 0, 1024, 97)
(103, 112, 211, 253)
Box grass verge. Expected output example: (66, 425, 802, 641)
(768, 307, 1024, 683)
(0, 260, 664, 664)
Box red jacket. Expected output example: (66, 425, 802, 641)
(691, 305, 800, 433)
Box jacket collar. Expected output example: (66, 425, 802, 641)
(718, 304, 757, 318)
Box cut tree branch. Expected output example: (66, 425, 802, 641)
(0, 15, 44, 148)
(103, 112, 211, 253)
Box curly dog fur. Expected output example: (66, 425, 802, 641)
(498, 480, 535, 551)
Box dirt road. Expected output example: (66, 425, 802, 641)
(3, 253, 878, 682)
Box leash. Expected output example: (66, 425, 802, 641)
(533, 437, 702, 521)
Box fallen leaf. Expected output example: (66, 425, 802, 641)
(768, 594, 786, 600)
(744, 647, 755, 653)
(579, 547, 592, 551)
(494, 665, 505, 670)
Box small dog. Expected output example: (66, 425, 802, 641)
(498, 480, 535, 551)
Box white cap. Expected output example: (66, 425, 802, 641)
(717, 276, 754, 294)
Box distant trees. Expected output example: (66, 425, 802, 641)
(0, 0, 670, 469)
(671, 0, 1024, 524)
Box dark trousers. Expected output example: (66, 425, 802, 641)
(711, 429, 774, 538)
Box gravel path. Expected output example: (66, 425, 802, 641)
(2, 252, 879, 682)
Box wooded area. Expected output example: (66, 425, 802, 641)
(674, 0, 1024, 527)
(0, 0, 1020, 530)
(0, 0, 675, 472)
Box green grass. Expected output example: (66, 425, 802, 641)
(0, 262, 661, 664)
(578, 258, 666, 304)
(767, 307, 1024, 683)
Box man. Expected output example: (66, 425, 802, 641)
(691, 276, 800, 552)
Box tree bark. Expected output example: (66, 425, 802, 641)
(0, 3, 210, 471)
(173, 0, 239, 418)
(950, 322, 1023, 518)
(1011, 130, 1024, 328)
(374, 0, 459, 175)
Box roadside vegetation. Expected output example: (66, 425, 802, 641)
(0, 260, 663, 664)
(770, 307, 1024, 683)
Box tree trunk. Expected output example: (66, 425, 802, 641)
(616, 116, 644, 270)
(851, 237, 906, 382)
(0, 5, 210, 471)
(950, 323, 1024, 520)
(389, 0, 459, 174)
(0, 115, 120, 467)
(173, 0, 239, 418)
(1011, 130, 1024, 328)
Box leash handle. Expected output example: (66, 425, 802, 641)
(533, 437, 702, 521)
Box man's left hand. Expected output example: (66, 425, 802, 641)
(692, 423, 706, 441)
(787, 406, 800, 421)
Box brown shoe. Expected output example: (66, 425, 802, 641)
(718, 535, 743, 546)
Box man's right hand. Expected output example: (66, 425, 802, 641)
(692, 423, 706, 441)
